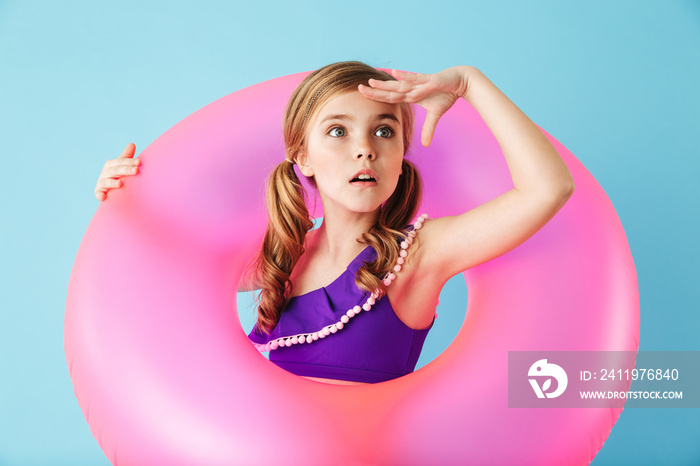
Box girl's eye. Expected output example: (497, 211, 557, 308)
(329, 127, 346, 137)
(375, 127, 394, 138)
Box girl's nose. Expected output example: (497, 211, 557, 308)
(355, 136, 375, 160)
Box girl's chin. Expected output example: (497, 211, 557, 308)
(318, 193, 391, 216)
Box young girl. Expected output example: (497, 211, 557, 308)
(94, 61, 574, 386)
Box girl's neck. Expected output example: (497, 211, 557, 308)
(311, 209, 378, 259)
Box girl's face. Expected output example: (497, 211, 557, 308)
(297, 90, 404, 216)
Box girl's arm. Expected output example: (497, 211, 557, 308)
(360, 66, 574, 285)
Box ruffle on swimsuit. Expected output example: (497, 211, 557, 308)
(248, 214, 435, 383)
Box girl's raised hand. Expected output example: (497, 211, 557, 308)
(94, 143, 141, 201)
(358, 66, 473, 147)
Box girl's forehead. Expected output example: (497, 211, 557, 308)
(313, 90, 401, 122)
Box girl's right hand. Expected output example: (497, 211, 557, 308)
(359, 66, 473, 147)
(94, 143, 141, 201)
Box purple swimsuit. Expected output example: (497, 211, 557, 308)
(248, 245, 434, 383)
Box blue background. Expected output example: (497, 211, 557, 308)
(1, 1, 698, 464)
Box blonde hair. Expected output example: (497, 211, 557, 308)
(251, 61, 422, 334)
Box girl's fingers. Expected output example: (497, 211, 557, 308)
(366, 78, 399, 91)
(119, 143, 136, 159)
(360, 83, 427, 104)
(421, 111, 441, 147)
(391, 69, 419, 82)
(95, 145, 138, 201)
(99, 167, 138, 182)
(391, 69, 431, 85)
(367, 78, 413, 93)
(109, 164, 139, 177)
(358, 84, 405, 103)
(390, 69, 410, 80)
(97, 178, 123, 190)
(94, 177, 123, 201)
(105, 157, 140, 169)
(363, 72, 436, 104)
(103, 159, 140, 178)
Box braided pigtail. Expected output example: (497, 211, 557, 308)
(252, 161, 313, 334)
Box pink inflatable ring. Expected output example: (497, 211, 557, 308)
(65, 71, 639, 465)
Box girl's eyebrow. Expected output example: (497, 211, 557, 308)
(319, 113, 400, 124)
(377, 113, 400, 124)
(320, 114, 350, 124)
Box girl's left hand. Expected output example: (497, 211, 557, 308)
(358, 66, 473, 147)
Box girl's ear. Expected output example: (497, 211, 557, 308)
(295, 151, 314, 177)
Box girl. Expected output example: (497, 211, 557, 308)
(94, 61, 574, 385)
